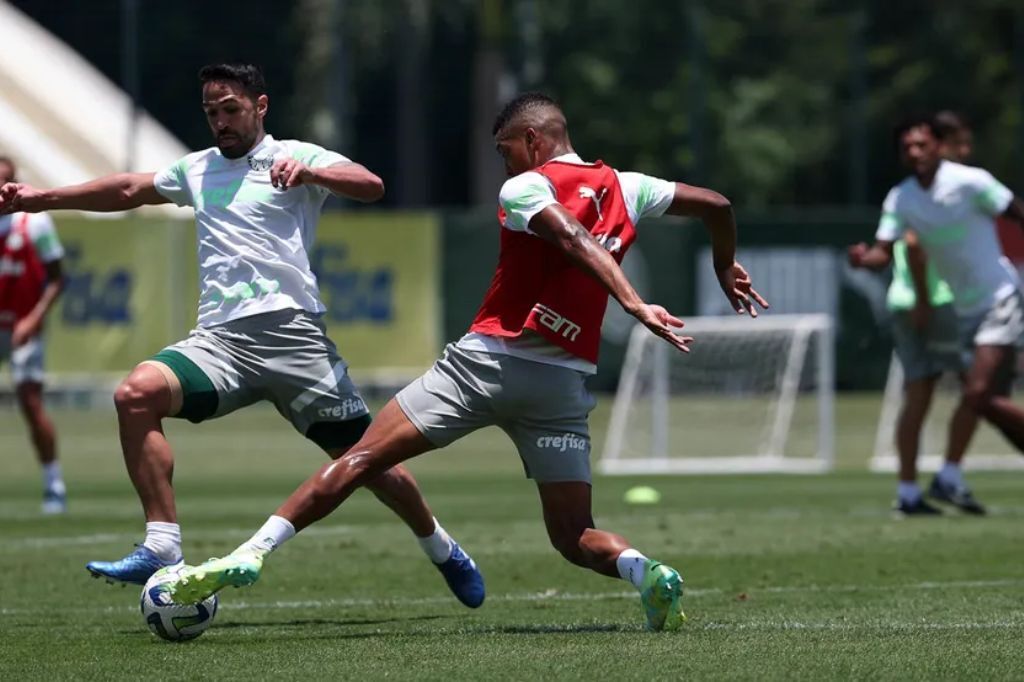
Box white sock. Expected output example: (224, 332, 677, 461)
(236, 515, 296, 556)
(897, 481, 922, 504)
(42, 462, 65, 495)
(143, 522, 182, 563)
(616, 549, 649, 590)
(417, 517, 454, 564)
(938, 462, 964, 489)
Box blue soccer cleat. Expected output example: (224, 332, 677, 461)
(86, 545, 181, 586)
(436, 541, 485, 608)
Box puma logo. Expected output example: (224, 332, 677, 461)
(578, 185, 607, 221)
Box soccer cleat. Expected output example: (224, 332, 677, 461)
(167, 552, 264, 604)
(435, 541, 485, 608)
(893, 497, 943, 517)
(86, 545, 181, 585)
(639, 560, 686, 631)
(928, 476, 986, 515)
(41, 489, 67, 515)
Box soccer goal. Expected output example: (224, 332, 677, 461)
(600, 314, 834, 475)
(869, 354, 1024, 472)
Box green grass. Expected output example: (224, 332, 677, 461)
(1, 397, 1023, 680)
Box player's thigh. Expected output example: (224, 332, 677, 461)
(331, 398, 437, 473)
(149, 329, 254, 424)
(965, 345, 1016, 398)
(9, 334, 45, 387)
(392, 344, 501, 449)
(892, 307, 961, 384)
(500, 358, 596, 484)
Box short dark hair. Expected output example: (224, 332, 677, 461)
(198, 63, 267, 101)
(492, 92, 561, 136)
(934, 110, 971, 139)
(893, 113, 940, 150)
(0, 155, 15, 181)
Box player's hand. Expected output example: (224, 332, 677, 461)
(716, 261, 769, 316)
(0, 183, 43, 215)
(12, 316, 40, 348)
(270, 159, 314, 190)
(848, 242, 869, 268)
(633, 304, 693, 353)
(911, 301, 931, 331)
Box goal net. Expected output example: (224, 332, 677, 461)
(869, 354, 1024, 472)
(600, 314, 834, 474)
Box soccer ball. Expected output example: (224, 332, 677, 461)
(140, 566, 218, 642)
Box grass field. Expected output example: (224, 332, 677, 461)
(1, 396, 1023, 680)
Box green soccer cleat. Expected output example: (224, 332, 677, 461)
(639, 561, 686, 631)
(167, 552, 264, 604)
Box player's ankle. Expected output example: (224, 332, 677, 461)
(417, 517, 454, 564)
(897, 481, 922, 503)
(615, 549, 649, 590)
(235, 515, 295, 556)
(143, 521, 183, 563)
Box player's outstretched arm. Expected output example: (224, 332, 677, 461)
(270, 159, 385, 202)
(847, 239, 894, 271)
(528, 204, 692, 353)
(0, 173, 168, 215)
(664, 182, 768, 316)
(1003, 196, 1024, 227)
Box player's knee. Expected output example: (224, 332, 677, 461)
(311, 450, 378, 501)
(548, 529, 587, 567)
(963, 382, 995, 414)
(114, 369, 167, 417)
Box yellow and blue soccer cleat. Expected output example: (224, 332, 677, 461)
(166, 551, 264, 604)
(639, 561, 686, 631)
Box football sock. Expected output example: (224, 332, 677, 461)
(42, 461, 65, 495)
(143, 522, 182, 563)
(938, 462, 965, 489)
(236, 515, 296, 556)
(417, 517, 454, 564)
(897, 481, 922, 504)
(616, 549, 649, 590)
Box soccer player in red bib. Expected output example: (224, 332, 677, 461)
(169, 93, 768, 631)
(0, 156, 67, 514)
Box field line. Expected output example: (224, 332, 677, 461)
(2, 578, 1022, 617)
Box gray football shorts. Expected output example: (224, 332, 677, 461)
(890, 303, 962, 383)
(396, 343, 597, 483)
(0, 332, 45, 385)
(151, 308, 370, 450)
(958, 290, 1024, 363)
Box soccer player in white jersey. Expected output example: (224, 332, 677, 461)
(165, 93, 767, 632)
(0, 156, 68, 514)
(849, 114, 1024, 510)
(859, 113, 987, 515)
(0, 63, 484, 606)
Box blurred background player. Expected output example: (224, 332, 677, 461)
(0, 156, 67, 515)
(165, 93, 768, 632)
(864, 112, 985, 515)
(0, 64, 483, 607)
(850, 114, 1024, 512)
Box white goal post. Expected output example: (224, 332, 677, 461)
(600, 314, 835, 475)
(869, 354, 1024, 472)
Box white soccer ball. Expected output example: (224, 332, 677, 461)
(140, 565, 218, 642)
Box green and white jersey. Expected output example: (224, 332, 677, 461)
(153, 134, 348, 327)
(876, 160, 1017, 314)
(886, 240, 954, 311)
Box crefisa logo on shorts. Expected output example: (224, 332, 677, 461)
(318, 397, 367, 420)
(535, 433, 587, 453)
